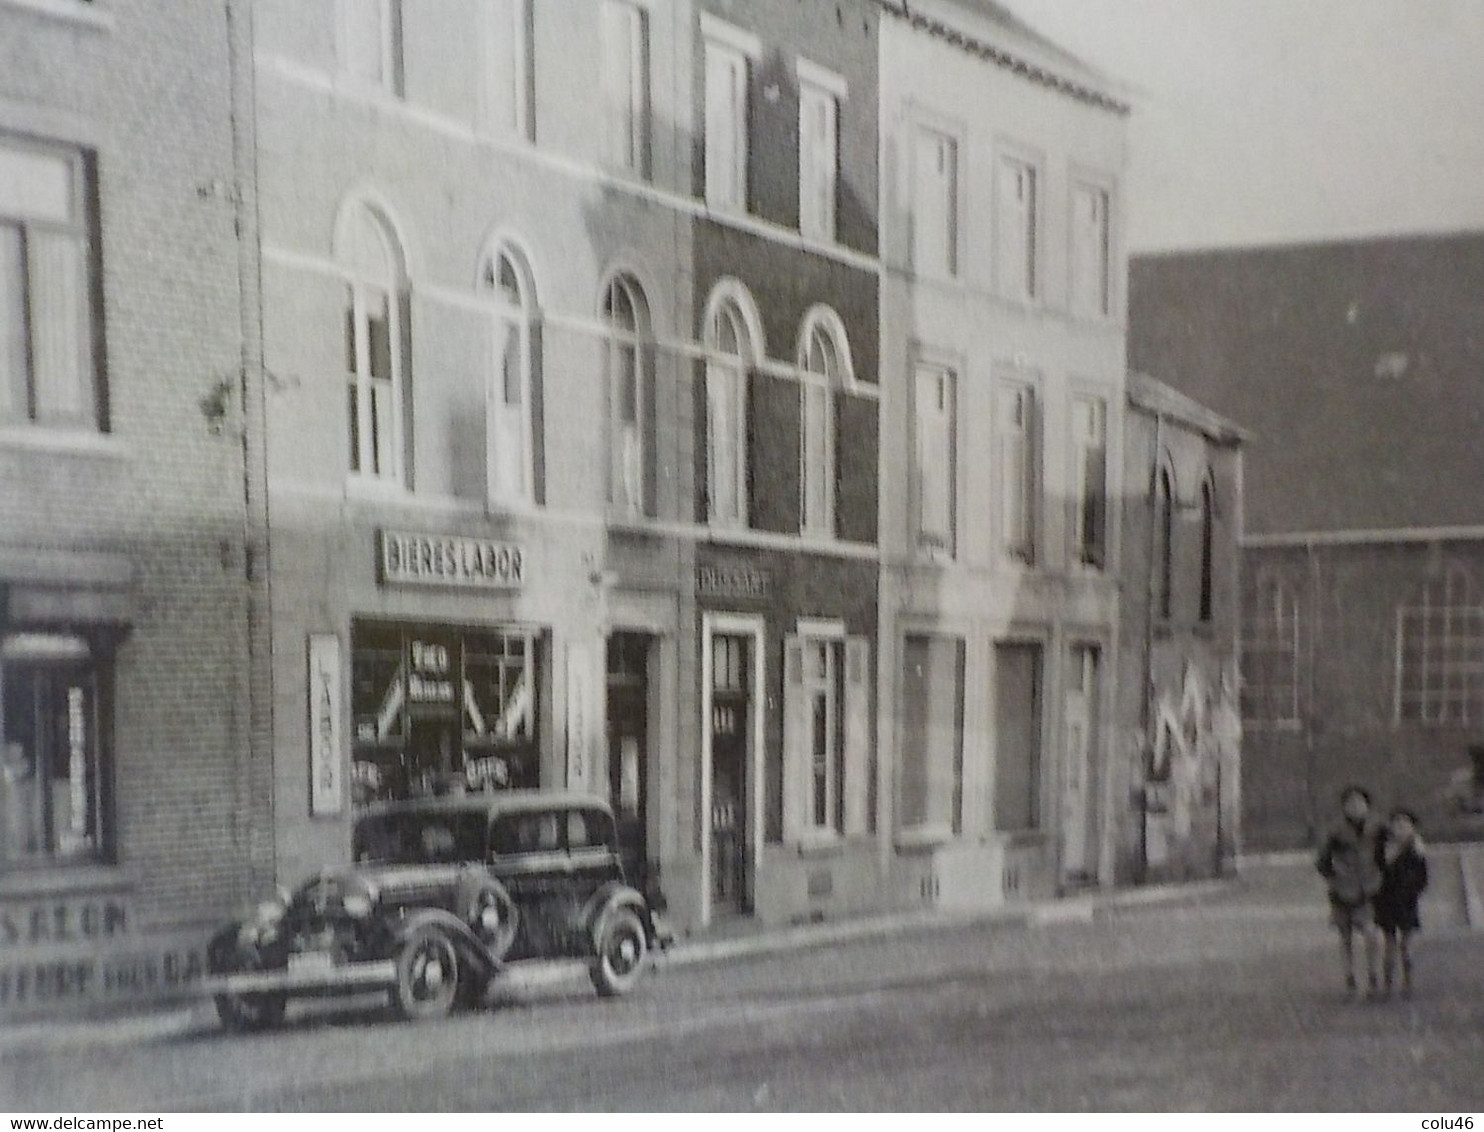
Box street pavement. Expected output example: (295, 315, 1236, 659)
(3, 868, 1482, 1112)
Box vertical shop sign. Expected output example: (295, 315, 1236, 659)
(566, 642, 601, 792)
(308, 633, 345, 816)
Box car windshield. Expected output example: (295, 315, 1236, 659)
(353, 810, 488, 864)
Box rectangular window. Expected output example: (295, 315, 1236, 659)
(0, 136, 98, 431)
(1396, 579, 1484, 726)
(997, 382, 1037, 563)
(1071, 183, 1112, 317)
(481, 0, 534, 140)
(899, 634, 964, 834)
(998, 155, 1038, 301)
(601, 0, 649, 176)
(704, 39, 749, 213)
(1071, 396, 1108, 569)
(1240, 582, 1301, 728)
(783, 633, 871, 841)
(913, 363, 956, 558)
(344, 283, 402, 481)
(340, 0, 402, 94)
(993, 642, 1042, 832)
(911, 126, 957, 278)
(798, 80, 838, 242)
(706, 352, 747, 528)
(0, 641, 106, 866)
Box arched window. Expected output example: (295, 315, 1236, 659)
(703, 285, 758, 527)
(603, 273, 651, 517)
(478, 241, 539, 507)
(338, 201, 408, 484)
(797, 307, 852, 537)
(1398, 564, 1484, 725)
(1198, 477, 1215, 622)
(1155, 467, 1174, 620)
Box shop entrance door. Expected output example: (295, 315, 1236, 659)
(605, 633, 651, 893)
(705, 621, 758, 920)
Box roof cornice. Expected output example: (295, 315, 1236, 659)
(877, 0, 1131, 116)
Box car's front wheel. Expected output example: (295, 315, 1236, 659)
(392, 926, 460, 1021)
(590, 909, 649, 998)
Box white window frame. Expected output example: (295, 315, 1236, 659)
(1396, 566, 1484, 727)
(1070, 395, 1108, 570)
(479, 0, 534, 141)
(1070, 179, 1113, 319)
(339, 203, 408, 487)
(912, 360, 956, 560)
(601, 0, 650, 177)
(910, 122, 959, 280)
(703, 283, 759, 529)
(603, 272, 650, 518)
(337, 0, 402, 95)
(797, 306, 853, 538)
(478, 241, 538, 509)
(997, 151, 1040, 303)
(0, 133, 97, 432)
(783, 621, 871, 846)
(997, 380, 1038, 565)
(796, 59, 845, 243)
(701, 16, 759, 215)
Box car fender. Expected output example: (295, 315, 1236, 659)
(581, 882, 652, 950)
(393, 907, 500, 978)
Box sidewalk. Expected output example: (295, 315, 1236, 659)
(0, 873, 1263, 1058)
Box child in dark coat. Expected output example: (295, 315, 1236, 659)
(1374, 809, 1429, 999)
(1316, 785, 1384, 996)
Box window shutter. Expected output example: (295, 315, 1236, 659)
(397, 290, 414, 489)
(842, 636, 870, 837)
(706, 361, 734, 522)
(1085, 439, 1107, 568)
(29, 229, 89, 425)
(705, 46, 744, 210)
(781, 635, 807, 843)
(0, 225, 27, 420)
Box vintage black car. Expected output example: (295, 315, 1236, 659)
(204, 792, 660, 1029)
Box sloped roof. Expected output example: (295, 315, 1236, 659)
(879, 0, 1129, 113)
(1129, 232, 1484, 537)
(1127, 371, 1250, 446)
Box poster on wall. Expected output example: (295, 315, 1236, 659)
(565, 640, 601, 793)
(308, 633, 345, 816)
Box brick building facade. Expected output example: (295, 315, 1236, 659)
(0, 0, 268, 1019)
(1131, 235, 1484, 850)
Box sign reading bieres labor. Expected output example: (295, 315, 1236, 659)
(380, 530, 526, 590)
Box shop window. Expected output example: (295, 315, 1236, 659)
(351, 623, 539, 807)
(0, 636, 106, 866)
(1241, 574, 1300, 728)
(1396, 565, 1484, 726)
(0, 135, 101, 431)
(782, 631, 870, 840)
(798, 307, 852, 538)
(993, 642, 1043, 832)
(338, 201, 410, 485)
(603, 273, 652, 517)
(479, 241, 540, 508)
(898, 634, 964, 836)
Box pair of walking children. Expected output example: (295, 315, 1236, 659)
(1315, 786, 1429, 999)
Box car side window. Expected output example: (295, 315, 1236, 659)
(567, 810, 591, 849)
(489, 815, 523, 857)
(570, 808, 616, 851)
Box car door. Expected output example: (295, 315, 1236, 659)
(566, 806, 622, 908)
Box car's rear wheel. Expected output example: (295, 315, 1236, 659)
(214, 989, 287, 1032)
(590, 909, 648, 998)
(393, 926, 460, 1021)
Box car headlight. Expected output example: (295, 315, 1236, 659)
(341, 892, 374, 919)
